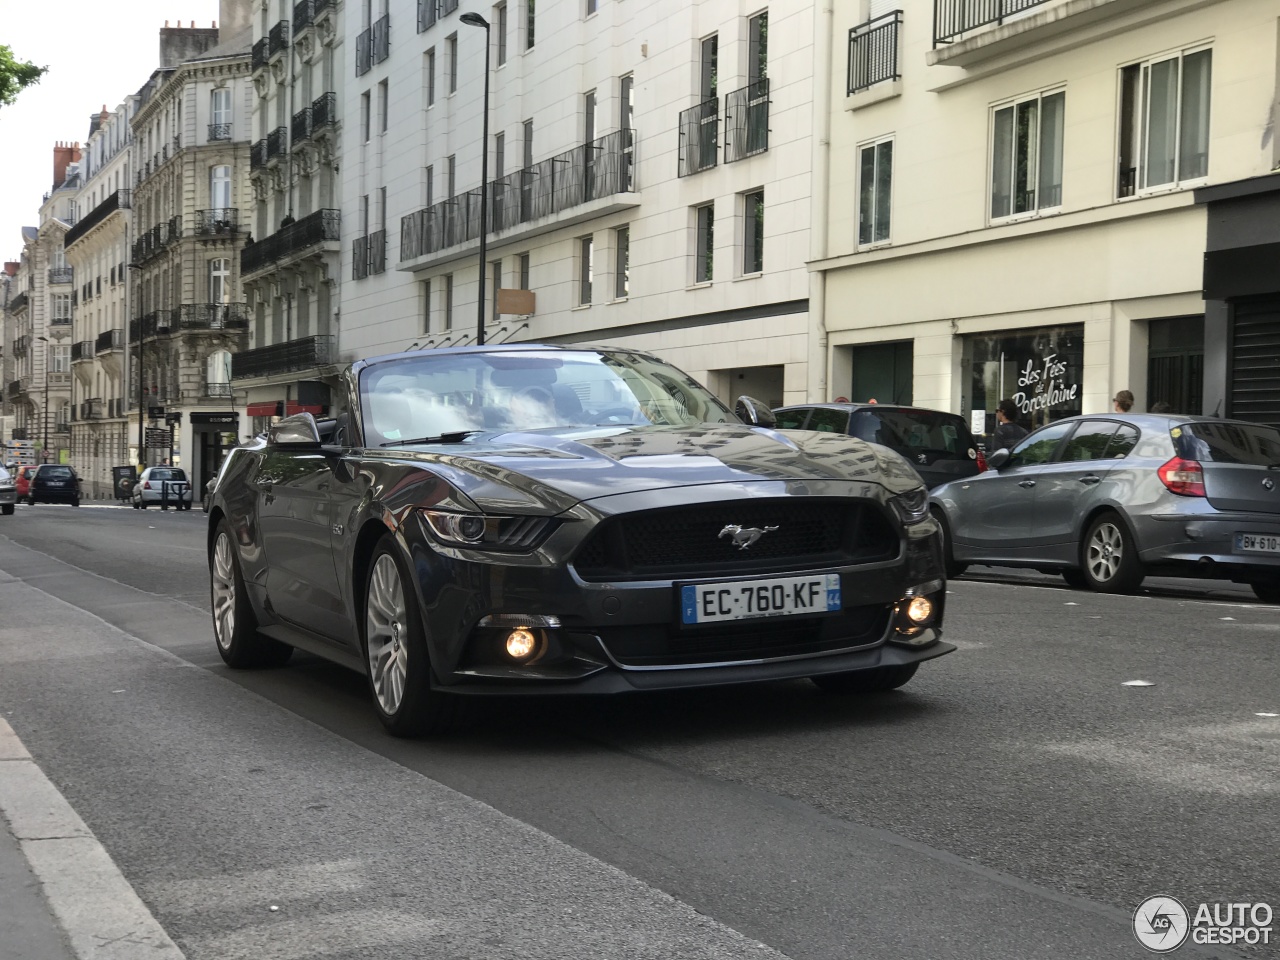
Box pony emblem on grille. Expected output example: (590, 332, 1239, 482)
(719, 524, 779, 550)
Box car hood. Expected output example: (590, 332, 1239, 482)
(380, 423, 923, 514)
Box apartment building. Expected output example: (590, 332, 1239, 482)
(237, 0, 345, 427)
(129, 11, 255, 493)
(64, 100, 137, 497)
(4, 147, 80, 465)
(339, 0, 817, 409)
(814, 0, 1280, 437)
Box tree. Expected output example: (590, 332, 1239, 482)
(0, 45, 47, 108)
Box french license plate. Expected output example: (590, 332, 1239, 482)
(1238, 533, 1280, 554)
(46, 481, 64, 487)
(680, 573, 841, 625)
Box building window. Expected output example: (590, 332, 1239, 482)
(361, 91, 371, 142)
(857, 138, 892, 246)
(422, 279, 433, 333)
(991, 90, 1064, 221)
(614, 226, 629, 299)
(694, 203, 714, 283)
(496, 2, 508, 65)
(425, 164, 434, 205)
(52, 344, 70, 373)
(585, 0, 597, 15)
(700, 34, 718, 101)
(447, 34, 458, 93)
(426, 49, 436, 106)
(490, 259, 502, 323)
(210, 165, 232, 212)
(53, 294, 72, 321)
(209, 88, 232, 138)
(578, 236, 593, 305)
(518, 252, 530, 289)
(446, 155, 456, 196)
(444, 274, 454, 327)
(377, 80, 389, 133)
(742, 190, 764, 274)
(748, 11, 767, 83)
(207, 350, 231, 388)
(208, 258, 231, 303)
(1118, 48, 1211, 197)
(525, 0, 535, 49)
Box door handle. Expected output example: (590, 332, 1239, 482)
(1018, 480, 1036, 488)
(1078, 475, 1101, 485)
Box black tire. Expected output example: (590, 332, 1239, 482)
(1, 504, 12, 516)
(1252, 582, 1280, 604)
(812, 663, 919, 694)
(931, 508, 967, 579)
(132, 501, 140, 509)
(362, 537, 460, 736)
(1080, 512, 1145, 593)
(209, 520, 293, 668)
(1061, 569, 1089, 589)
(71, 499, 80, 507)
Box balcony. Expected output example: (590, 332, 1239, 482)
(292, 106, 312, 144)
(50, 315, 72, 327)
(95, 328, 124, 354)
(178, 303, 250, 330)
(135, 310, 174, 340)
(724, 79, 770, 163)
(269, 20, 290, 57)
(232, 334, 335, 380)
(80, 398, 104, 420)
(371, 13, 390, 65)
(205, 381, 234, 399)
(194, 208, 240, 235)
(14, 335, 29, 358)
(8, 292, 28, 313)
(252, 37, 269, 71)
(849, 12, 902, 95)
(7, 379, 28, 400)
(240, 208, 341, 275)
(401, 129, 635, 261)
(250, 139, 268, 171)
(314, 0, 334, 22)
(266, 126, 288, 162)
(48, 266, 74, 285)
(934, 0, 1049, 45)
(208, 122, 232, 141)
(311, 92, 337, 131)
(294, 0, 314, 32)
(352, 232, 387, 280)
(678, 99, 718, 177)
(72, 341, 95, 363)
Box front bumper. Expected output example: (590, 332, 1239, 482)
(32, 487, 78, 503)
(0, 489, 15, 506)
(1138, 511, 1280, 581)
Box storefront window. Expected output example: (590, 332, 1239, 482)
(964, 325, 1084, 446)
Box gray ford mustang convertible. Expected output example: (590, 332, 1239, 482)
(207, 345, 953, 735)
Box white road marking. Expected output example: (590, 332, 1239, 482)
(1121, 680, 1154, 687)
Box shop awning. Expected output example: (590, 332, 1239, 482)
(285, 403, 324, 416)
(245, 401, 326, 418)
(246, 401, 282, 417)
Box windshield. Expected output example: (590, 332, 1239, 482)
(149, 468, 188, 481)
(850, 409, 977, 460)
(360, 350, 735, 445)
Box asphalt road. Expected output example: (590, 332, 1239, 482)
(0, 502, 1277, 959)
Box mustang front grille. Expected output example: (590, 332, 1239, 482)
(572, 498, 899, 582)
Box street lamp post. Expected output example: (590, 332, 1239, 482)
(35, 335, 50, 462)
(460, 12, 491, 347)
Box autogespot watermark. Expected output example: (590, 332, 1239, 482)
(1134, 896, 1274, 952)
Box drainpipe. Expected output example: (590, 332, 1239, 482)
(807, 0, 835, 402)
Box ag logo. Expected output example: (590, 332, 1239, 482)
(1134, 896, 1190, 953)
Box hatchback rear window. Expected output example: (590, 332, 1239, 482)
(150, 468, 188, 481)
(1176, 422, 1280, 465)
(850, 410, 976, 460)
(40, 466, 73, 479)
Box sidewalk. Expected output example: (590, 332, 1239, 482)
(0, 800, 76, 960)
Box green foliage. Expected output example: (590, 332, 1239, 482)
(0, 45, 47, 108)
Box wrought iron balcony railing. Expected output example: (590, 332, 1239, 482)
(266, 126, 288, 161)
(48, 266, 74, 284)
(14, 335, 29, 357)
(313, 0, 333, 18)
(194, 208, 240, 235)
(402, 129, 635, 260)
(64, 190, 128, 248)
(178, 303, 250, 330)
(80, 398, 104, 420)
(137, 310, 175, 339)
(849, 12, 902, 94)
(50, 315, 72, 326)
(250, 139, 268, 171)
(311, 92, 337, 130)
(208, 122, 232, 141)
(368, 229, 386, 275)
(205, 381, 234, 399)
(724, 79, 770, 163)
(252, 37, 269, 71)
(293, 0, 314, 32)
(678, 99, 719, 176)
(8, 292, 28, 313)
(96, 328, 124, 353)
(269, 20, 290, 57)
(933, 0, 1050, 46)
(71, 341, 95, 363)
(232, 334, 334, 380)
(240, 208, 341, 275)
(292, 106, 312, 144)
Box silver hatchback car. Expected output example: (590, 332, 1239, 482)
(930, 414, 1280, 600)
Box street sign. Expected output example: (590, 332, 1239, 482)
(145, 428, 170, 448)
(165, 412, 182, 426)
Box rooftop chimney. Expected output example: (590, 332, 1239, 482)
(3, 263, 18, 277)
(219, 0, 251, 43)
(52, 141, 82, 188)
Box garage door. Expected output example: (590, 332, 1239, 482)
(1231, 299, 1280, 427)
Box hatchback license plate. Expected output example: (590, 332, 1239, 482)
(680, 573, 841, 625)
(1238, 533, 1280, 554)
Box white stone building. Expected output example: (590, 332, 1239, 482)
(812, 0, 1280, 438)
(339, 0, 818, 409)
(64, 100, 137, 497)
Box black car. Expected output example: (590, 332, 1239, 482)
(29, 464, 81, 506)
(208, 346, 953, 736)
(773, 403, 986, 490)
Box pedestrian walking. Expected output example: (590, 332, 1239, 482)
(1113, 390, 1134, 413)
(989, 399, 1028, 454)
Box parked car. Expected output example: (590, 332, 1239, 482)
(28, 464, 81, 506)
(209, 345, 954, 736)
(14, 465, 37, 502)
(773, 403, 987, 490)
(0, 465, 15, 515)
(929, 413, 1280, 601)
(132, 467, 193, 509)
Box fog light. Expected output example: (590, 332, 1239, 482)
(905, 596, 934, 624)
(505, 627, 538, 660)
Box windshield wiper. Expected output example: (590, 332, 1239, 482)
(381, 430, 482, 448)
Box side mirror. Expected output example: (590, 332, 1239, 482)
(735, 396, 777, 429)
(986, 448, 1011, 470)
(268, 412, 322, 448)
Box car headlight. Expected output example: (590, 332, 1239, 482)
(422, 509, 556, 551)
(890, 487, 930, 525)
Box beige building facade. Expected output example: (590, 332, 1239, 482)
(813, 0, 1280, 439)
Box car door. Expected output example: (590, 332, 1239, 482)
(942, 421, 1074, 557)
(1027, 420, 1130, 561)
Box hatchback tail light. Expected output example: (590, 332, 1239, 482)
(1158, 456, 1205, 496)
(975, 448, 988, 472)
(143, 480, 152, 490)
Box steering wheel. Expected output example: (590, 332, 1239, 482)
(584, 405, 643, 425)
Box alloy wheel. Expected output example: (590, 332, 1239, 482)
(1086, 521, 1124, 583)
(211, 532, 237, 651)
(366, 553, 409, 716)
